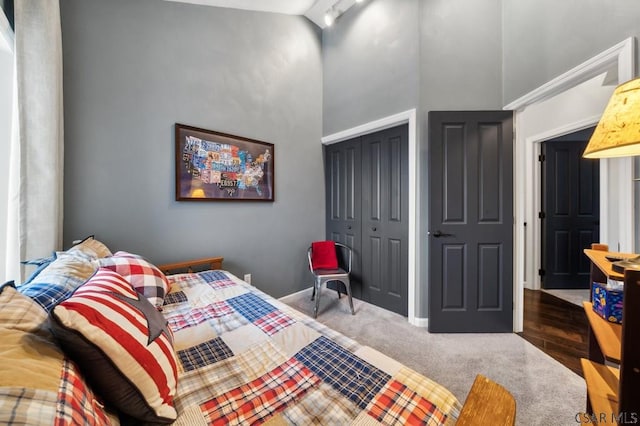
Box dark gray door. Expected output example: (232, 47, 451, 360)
(361, 125, 409, 316)
(541, 134, 599, 289)
(428, 111, 513, 333)
(324, 139, 363, 298)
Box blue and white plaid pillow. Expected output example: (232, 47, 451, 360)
(18, 253, 98, 312)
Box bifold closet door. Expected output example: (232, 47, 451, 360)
(324, 138, 363, 298)
(324, 125, 408, 315)
(361, 126, 409, 316)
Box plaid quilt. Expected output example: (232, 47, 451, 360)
(165, 271, 461, 425)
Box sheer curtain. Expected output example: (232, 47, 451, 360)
(0, 12, 13, 283)
(5, 0, 63, 283)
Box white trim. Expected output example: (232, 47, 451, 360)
(510, 38, 635, 333)
(525, 115, 602, 144)
(505, 37, 634, 110)
(322, 110, 417, 145)
(322, 109, 421, 326)
(278, 288, 310, 301)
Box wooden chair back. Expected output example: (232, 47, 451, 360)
(457, 374, 516, 426)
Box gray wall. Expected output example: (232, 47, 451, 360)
(418, 0, 503, 318)
(420, 0, 503, 111)
(60, 0, 324, 297)
(60, 0, 640, 313)
(322, 0, 640, 318)
(322, 0, 420, 136)
(322, 0, 503, 317)
(503, 0, 640, 104)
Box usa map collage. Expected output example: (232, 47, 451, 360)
(182, 135, 271, 197)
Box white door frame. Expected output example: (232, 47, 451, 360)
(321, 109, 423, 326)
(506, 37, 635, 333)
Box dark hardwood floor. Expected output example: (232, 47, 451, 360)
(518, 288, 589, 377)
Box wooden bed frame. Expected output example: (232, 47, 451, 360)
(158, 257, 516, 425)
(158, 256, 224, 275)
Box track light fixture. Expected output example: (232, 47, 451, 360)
(324, 0, 365, 27)
(324, 6, 339, 27)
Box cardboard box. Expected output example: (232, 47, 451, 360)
(592, 281, 623, 324)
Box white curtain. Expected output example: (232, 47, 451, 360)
(5, 0, 64, 283)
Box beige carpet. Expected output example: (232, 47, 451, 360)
(280, 289, 587, 426)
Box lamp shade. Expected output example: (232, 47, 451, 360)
(583, 77, 640, 158)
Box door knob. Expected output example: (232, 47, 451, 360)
(372, 227, 377, 232)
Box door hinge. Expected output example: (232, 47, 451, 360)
(538, 269, 546, 277)
(538, 154, 545, 162)
(538, 211, 546, 219)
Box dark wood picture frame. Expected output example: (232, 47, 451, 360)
(175, 123, 274, 201)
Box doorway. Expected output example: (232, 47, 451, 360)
(540, 127, 599, 290)
(510, 37, 635, 332)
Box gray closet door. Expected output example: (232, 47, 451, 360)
(361, 125, 409, 316)
(324, 125, 409, 316)
(325, 138, 363, 298)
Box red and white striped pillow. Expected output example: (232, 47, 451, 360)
(99, 251, 170, 308)
(49, 268, 178, 423)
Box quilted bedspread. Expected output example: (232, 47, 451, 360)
(163, 270, 461, 425)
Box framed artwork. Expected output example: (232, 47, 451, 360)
(175, 123, 275, 201)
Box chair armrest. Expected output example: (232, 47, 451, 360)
(157, 257, 224, 275)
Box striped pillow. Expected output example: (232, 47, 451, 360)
(99, 251, 170, 308)
(49, 268, 178, 423)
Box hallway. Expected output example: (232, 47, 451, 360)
(518, 289, 589, 376)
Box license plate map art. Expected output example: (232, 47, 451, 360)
(176, 124, 274, 201)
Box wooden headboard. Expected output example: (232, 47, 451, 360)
(157, 256, 224, 275)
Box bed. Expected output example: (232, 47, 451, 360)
(0, 238, 515, 425)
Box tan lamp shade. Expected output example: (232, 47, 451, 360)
(583, 77, 640, 158)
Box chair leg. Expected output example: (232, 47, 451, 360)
(344, 279, 355, 315)
(311, 285, 316, 301)
(313, 280, 321, 318)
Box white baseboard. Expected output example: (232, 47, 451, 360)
(409, 317, 428, 328)
(278, 288, 310, 302)
(280, 288, 430, 329)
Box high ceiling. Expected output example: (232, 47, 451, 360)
(161, 0, 358, 28)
